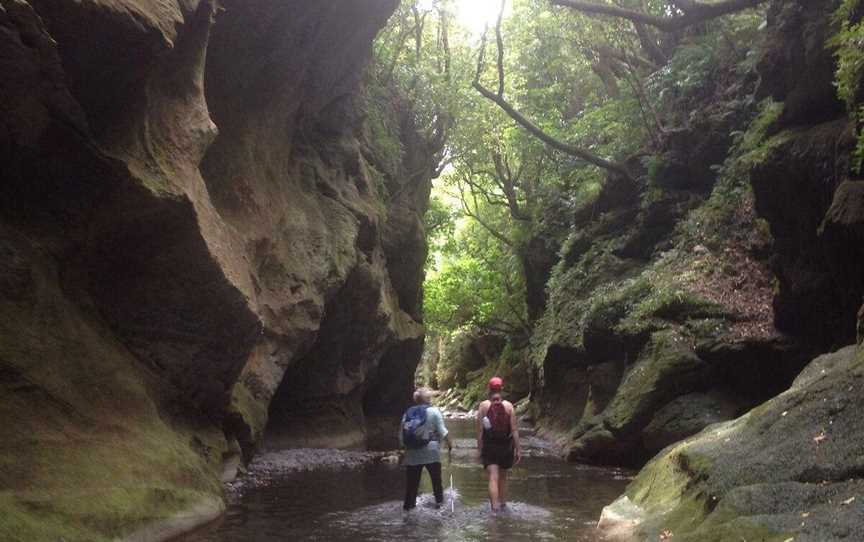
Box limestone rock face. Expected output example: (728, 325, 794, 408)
(1, 0, 431, 539)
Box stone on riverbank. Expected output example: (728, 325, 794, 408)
(600, 345, 864, 542)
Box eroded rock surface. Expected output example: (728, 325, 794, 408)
(1, 0, 432, 540)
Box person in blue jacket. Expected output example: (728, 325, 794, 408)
(400, 387, 452, 511)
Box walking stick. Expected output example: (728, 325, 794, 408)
(450, 472, 455, 514)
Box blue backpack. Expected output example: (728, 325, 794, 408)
(402, 405, 431, 449)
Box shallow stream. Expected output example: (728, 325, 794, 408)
(181, 420, 631, 541)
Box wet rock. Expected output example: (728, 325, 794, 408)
(519, 234, 560, 321)
(565, 331, 708, 465)
(437, 330, 506, 390)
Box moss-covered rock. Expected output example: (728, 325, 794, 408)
(641, 392, 739, 451)
(600, 345, 864, 542)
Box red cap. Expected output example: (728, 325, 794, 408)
(488, 377, 504, 391)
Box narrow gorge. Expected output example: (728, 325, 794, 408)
(1, 0, 863, 541)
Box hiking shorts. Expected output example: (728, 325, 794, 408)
(482, 437, 514, 470)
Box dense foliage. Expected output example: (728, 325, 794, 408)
(831, 0, 864, 173)
(373, 0, 779, 394)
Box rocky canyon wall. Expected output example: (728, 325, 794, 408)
(0, 1, 430, 540)
(581, 0, 864, 539)
(529, 0, 864, 469)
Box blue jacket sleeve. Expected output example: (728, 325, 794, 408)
(433, 408, 448, 440)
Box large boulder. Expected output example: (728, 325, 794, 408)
(600, 345, 864, 542)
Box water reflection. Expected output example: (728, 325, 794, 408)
(181, 421, 630, 541)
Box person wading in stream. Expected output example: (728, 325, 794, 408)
(476, 376, 521, 512)
(400, 387, 453, 512)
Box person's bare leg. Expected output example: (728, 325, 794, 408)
(487, 465, 500, 511)
(498, 469, 508, 508)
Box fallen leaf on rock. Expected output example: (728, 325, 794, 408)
(660, 530, 674, 540)
(783, 538, 794, 542)
(781, 411, 788, 417)
(842, 496, 856, 505)
(813, 432, 827, 444)
(801, 512, 810, 518)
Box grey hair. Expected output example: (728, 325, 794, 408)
(413, 387, 433, 404)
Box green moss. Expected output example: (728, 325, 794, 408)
(628, 287, 723, 325)
(0, 494, 106, 542)
(0, 265, 225, 541)
(362, 82, 405, 181)
(583, 278, 653, 337)
(647, 154, 667, 183)
(736, 99, 784, 154)
(603, 330, 704, 434)
(229, 380, 269, 445)
(0, 422, 222, 542)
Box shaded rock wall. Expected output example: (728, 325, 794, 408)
(751, 0, 863, 350)
(1, 0, 431, 539)
(599, 1, 864, 539)
(529, 0, 863, 467)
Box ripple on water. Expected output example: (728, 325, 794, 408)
(325, 493, 556, 542)
(180, 420, 631, 542)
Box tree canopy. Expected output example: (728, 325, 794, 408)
(373, 0, 769, 350)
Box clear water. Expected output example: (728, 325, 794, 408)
(181, 420, 631, 542)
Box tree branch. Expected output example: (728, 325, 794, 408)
(550, 0, 767, 32)
(493, 152, 531, 221)
(473, 81, 634, 181)
(495, 0, 507, 97)
(633, 22, 668, 65)
(457, 181, 516, 248)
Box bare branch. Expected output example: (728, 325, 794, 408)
(633, 22, 668, 65)
(473, 81, 634, 181)
(492, 152, 531, 221)
(437, 6, 452, 82)
(475, 24, 489, 84)
(495, 0, 507, 97)
(550, 0, 767, 32)
(456, 179, 516, 248)
(472, 16, 633, 182)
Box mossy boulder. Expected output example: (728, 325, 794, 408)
(600, 345, 864, 542)
(437, 329, 506, 391)
(565, 331, 714, 464)
(641, 392, 739, 451)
